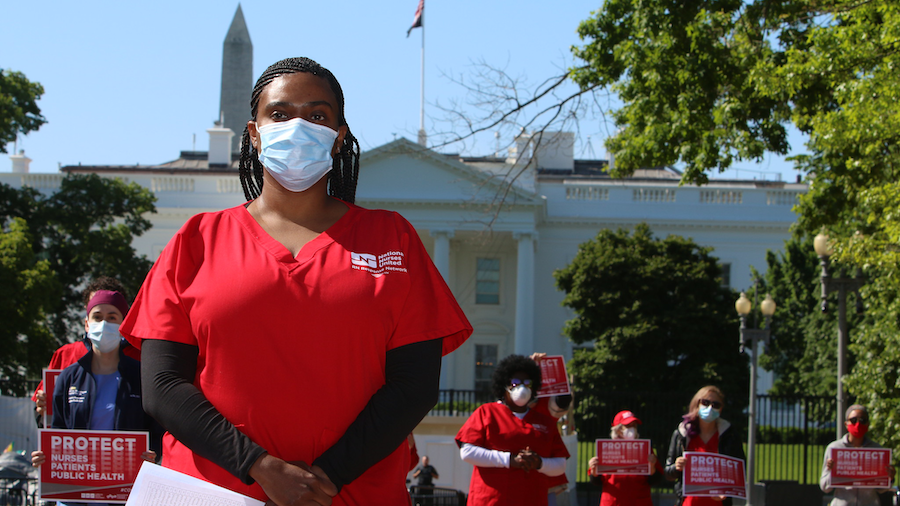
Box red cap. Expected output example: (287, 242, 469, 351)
(612, 410, 642, 426)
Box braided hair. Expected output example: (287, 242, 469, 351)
(238, 57, 361, 203)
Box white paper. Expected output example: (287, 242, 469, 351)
(125, 461, 264, 506)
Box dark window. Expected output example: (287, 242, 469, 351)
(476, 258, 500, 304)
(475, 344, 498, 400)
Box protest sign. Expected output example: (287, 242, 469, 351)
(39, 429, 148, 503)
(536, 355, 571, 397)
(831, 447, 892, 488)
(41, 369, 63, 428)
(594, 439, 652, 475)
(683, 451, 746, 499)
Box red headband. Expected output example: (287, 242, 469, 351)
(86, 290, 128, 317)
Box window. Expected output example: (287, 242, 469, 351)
(719, 263, 731, 288)
(476, 258, 500, 304)
(475, 344, 498, 401)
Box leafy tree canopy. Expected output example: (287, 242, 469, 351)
(0, 174, 156, 393)
(837, 182, 900, 453)
(570, 0, 898, 211)
(554, 224, 748, 435)
(0, 218, 59, 394)
(0, 69, 46, 153)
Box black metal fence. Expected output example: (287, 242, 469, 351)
(409, 486, 466, 506)
(430, 390, 490, 417)
(753, 394, 835, 484)
(571, 392, 835, 486)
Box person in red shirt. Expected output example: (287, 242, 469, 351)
(456, 354, 570, 506)
(120, 57, 472, 506)
(588, 410, 663, 506)
(665, 386, 745, 506)
(32, 277, 140, 418)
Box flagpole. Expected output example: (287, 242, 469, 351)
(418, 21, 426, 146)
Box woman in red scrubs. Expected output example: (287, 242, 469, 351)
(665, 386, 745, 506)
(456, 354, 570, 506)
(121, 57, 472, 506)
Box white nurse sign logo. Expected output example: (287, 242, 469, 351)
(351, 252, 377, 268)
(350, 251, 408, 278)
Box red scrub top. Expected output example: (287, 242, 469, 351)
(598, 474, 653, 506)
(120, 203, 472, 506)
(683, 432, 720, 506)
(456, 402, 570, 506)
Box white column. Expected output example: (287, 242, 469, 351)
(430, 229, 454, 281)
(430, 229, 455, 389)
(513, 231, 536, 355)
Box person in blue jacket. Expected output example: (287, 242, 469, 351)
(31, 290, 159, 506)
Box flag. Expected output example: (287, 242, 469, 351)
(406, 0, 424, 37)
(3, 442, 13, 453)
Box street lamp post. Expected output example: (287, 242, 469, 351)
(736, 291, 776, 504)
(813, 232, 865, 440)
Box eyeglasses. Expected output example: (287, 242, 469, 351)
(848, 416, 869, 425)
(509, 378, 533, 388)
(700, 399, 723, 410)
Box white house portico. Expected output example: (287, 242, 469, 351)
(355, 139, 544, 390)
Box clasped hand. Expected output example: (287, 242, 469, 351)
(510, 447, 542, 472)
(252, 454, 337, 506)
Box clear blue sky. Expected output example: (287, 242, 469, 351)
(3, 1, 806, 181)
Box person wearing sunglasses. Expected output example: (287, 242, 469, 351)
(456, 354, 570, 505)
(665, 385, 745, 506)
(820, 404, 895, 505)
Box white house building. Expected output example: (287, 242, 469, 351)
(2, 136, 804, 497)
(2, 134, 804, 395)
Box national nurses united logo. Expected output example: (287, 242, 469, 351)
(351, 251, 408, 278)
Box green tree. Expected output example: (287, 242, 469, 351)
(0, 218, 59, 394)
(554, 224, 748, 436)
(749, 233, 850, 401)
(568, 0, 899, 451)
(836, 182, 900, 454)
(0, 69, 46, 153)
(0, 174, 156, 388)
(570, 0, 898, 196)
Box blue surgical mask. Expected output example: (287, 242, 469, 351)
(87, 321, 121, 354)
(699, 405, 721, 422)
(257, 117, 339, 192)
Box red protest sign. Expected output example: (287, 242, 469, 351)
(831, 447, 892, 488)
(536, 355, 571, 397)
(683, 451, 746, 499)
(39, 429, 148, 503)
(42, 369, 63, 428)
(595, 439, 652, 475)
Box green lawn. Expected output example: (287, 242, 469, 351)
(575, 441, 828, 485)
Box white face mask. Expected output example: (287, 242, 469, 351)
(257, 117, 339, 193)
(623, 427, 638, 440)
(87, 321, 121, 354)
(507, 385, 532, 407)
